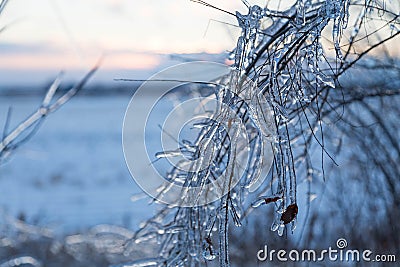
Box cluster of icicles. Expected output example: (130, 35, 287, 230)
(124, 1, 354, 266)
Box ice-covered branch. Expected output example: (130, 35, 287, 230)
(0, 66, 98, 164)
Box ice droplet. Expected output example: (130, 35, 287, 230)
(157, 229, 165, 235)
(203, 248, 217, 261)
(203, 238, 217, 261)
(351, 26, 359, 38)
(271, 221, 280, 231)
(278, 224, 285, 236)
(291, 221, 297, 233)
(251, 198, 266, 208)
(309, 194, 317, 202)
(189, 244, 199, 258)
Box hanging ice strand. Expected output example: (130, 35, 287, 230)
(234, 5, 264, 71)
(326, 0, 350, 59)
(213, 5, 267, 267)
(238, 3, 299, 236)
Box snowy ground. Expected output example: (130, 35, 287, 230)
(0, 94, 155, 234)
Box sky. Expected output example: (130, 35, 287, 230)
(0, 0, 397, 86)
(0, 0, 266, 85)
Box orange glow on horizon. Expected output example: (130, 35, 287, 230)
(0, 51, 162, 71)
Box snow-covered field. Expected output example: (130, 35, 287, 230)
(0, 94, 155, 233)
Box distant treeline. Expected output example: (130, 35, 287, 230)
(0, 83, 144, 97)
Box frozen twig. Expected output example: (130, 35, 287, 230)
(0, 65, 99, 164)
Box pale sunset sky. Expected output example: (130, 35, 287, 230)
(0, 0, 271, 85)
(0, 0, 397, 85)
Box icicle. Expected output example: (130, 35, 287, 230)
(166, 244, 186, 266)
(277, 224, 285, 236)
(248, 91, 276, 140)
(229, 201, 242, 227)
(271, 221, 280, 232)
(218, 197, 230, 267)
(291, 220, 297, 233)
(326, 0, 341, 19)
(326, 0, 350, 60)
(134, 232, 157, 244)
(202, 237, 217, 261)
(155, 150, 182, 159)
(317, 74, 335, 88)
(251, 198, 266, 208)
(333, 22, 343, 59)
(252, 194, 282, 207)
(243, 138, 264, 188)
(234, 36, 245, 68)
(188, 243, 199, 259)
(203, 248, 217, 261)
